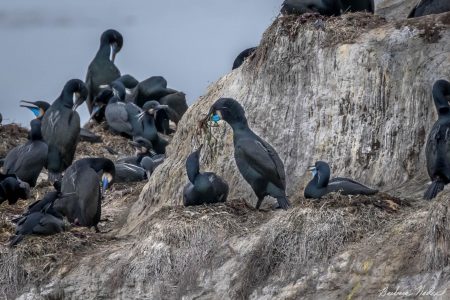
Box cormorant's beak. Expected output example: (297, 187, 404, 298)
(99, 84, 110, 89)
(125, 88, 132, 95)
(111, 42, 118, 63)
(308, 165, 316, 172)
(89, 105, 101, 120)
(72, 92, 83, 111)
(20, 101, 41, 118)
(101, 173, 112, 195)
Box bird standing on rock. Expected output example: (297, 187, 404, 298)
(41, 79, 87, 182)
(424, 79, 450, 200)
(85, 29, 123, 113)
(208, 98, 290, 209)
(304, 161, 378, 199)
(3, 119, 48, 187)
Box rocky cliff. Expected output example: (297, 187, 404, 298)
(3, 3, 450, 300)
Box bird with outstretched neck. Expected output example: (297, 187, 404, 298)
(183, 145, 229, 206)
(54, 158, 115, 232)
(41, 79, 87, 182)
(3, 119, 48, 187)
(304, 161, 378, 199)
(208, 98, 290, 210)
(424, 79, 450, 200)
(85, 29, 123, 113)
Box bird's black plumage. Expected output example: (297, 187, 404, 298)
(41, 79, 87, 182)
(209, 98, 290, 209)
(281, 0, 342, 16)
(232, 47, 257, 70)
(85, 29, 123, 113)
(130, 76, 177, 107)
(341, 0, 374, 13)
(408, 0, 450, 18)
(136, 101, 170, 154)
(183, 145, 229, 206)
(0, 174, 30, 205)
(9, 211, 65, 246)
(114, 162, 146, 182)
(54, 158, 115, 231)
(117, 137, 154, 165)
(20, 100, 50, 120)
(304, 161, 378, 199)
(158, 91, 188, 125)
(3, 119, 47, 187)
(424, 80, 450, 200)
(140, 155, 165, 179)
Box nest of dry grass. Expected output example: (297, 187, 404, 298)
(0, 124, 28, 159)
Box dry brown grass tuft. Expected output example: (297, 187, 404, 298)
(231, 193, 405, 299)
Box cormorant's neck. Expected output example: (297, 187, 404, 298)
(30, 128, 43, 141)
(60, 89, 76, 108)
(228, 119, 251, 133)
(433, 81, 450, 116)
(193, 175, 213, 194)
(95, 42, 112, 61)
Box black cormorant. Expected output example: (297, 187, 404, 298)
(85, 29, 123, 113)
(424, 79, 450, 199)
(3, 119, 47, 187)
(304, 161, 378, 199)
(183, 145, 229, 206)
(408, 0, 450, 18)
(136, 101, 170, 154)
(208, 98, 290, 209)
(41, 79, 87, 182)
(232, 47, 257, 70)
(54, 158, 115, 231)
(130, 76, 177, 107)
(0, 174, 31, 205)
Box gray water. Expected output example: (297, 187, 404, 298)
(0, 0, 281, 126)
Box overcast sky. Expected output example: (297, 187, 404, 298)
(0, 0, 281, 126)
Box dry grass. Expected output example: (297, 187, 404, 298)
(231, 193, 407, 299)
(0, 122, 148, 299)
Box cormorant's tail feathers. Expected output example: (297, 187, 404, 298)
(424, 181, 445, 200)
(9, 234, 24, 247)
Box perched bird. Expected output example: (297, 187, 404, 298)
(140, 155, 165, 179)
(3, 119, 48, 187)
(114, 162, 146, 183)
(85, 29, 123, 113)
(136, 101, 170, 154)
(41, 79, 87, 182)
(232, 47, 257, 70)
(20, 100, 50, 120)
(281, 0, 342, 16)
(304, 161, 378, 199)
(130, 76, 177, 107)
(0, 174, 30, 205)
(9, 210, 65, 246)
(117, 137, 155, 165)
(21, 100, 101, 143)
(12, 181, 63, 223)
(0, 112, 2, 125)
(91, 74, 139, 123)
(208, 98, 290, 209)
(54, 158, 115, 231)
(408, 0, 450, 18)
(104, 81, 142, 137)
(425, 80, 450, 199)
(183, 145, 229, 206)
(158, 91, 188, 126)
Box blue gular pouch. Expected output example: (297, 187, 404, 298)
(211, 114, 221, 123)
(30, 107, 41, 117)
